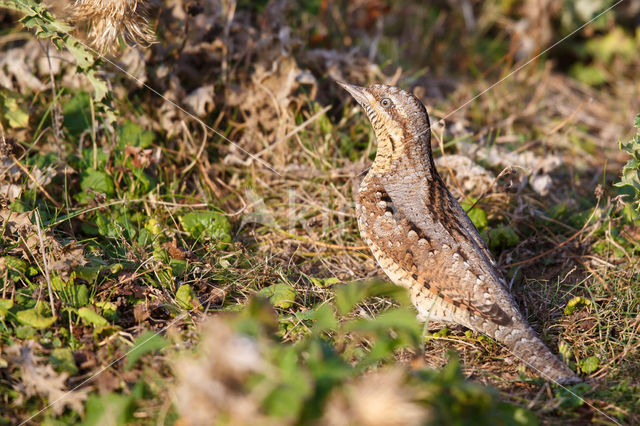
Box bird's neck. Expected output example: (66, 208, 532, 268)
(369, 128, 439, 182)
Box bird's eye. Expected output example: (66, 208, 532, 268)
(380, 98, 393, 108)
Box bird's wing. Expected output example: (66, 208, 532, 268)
(377, 158, 513, 326)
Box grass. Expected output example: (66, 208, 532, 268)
(1, 0, 640, 424)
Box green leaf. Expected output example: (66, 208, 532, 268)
(579, 356, 600, 374)
(83, 392, 137, 425)
(335, 280, 410, 315)
(564, 296, 592, 316)
(262, 346, 312, 419)
(615, 114, 640, 211)
(86, 70, 109, 102)
(558, 340, 573, 365)
(64, 37, 94, 68)
(5, 256, 27, 274)
(258, 283, 297, 309)
(0, 299, 14, 320)
(0, 91, 29, 128)
(460, 198, 488, 231)
(51, 274, 67, 291)
(175, 284, 198, 310)
(76, 265, 103, 283)
(495, 403, 539, 426)
(80, 169, 115, 196)
(309, 276, 339, 288)
(16, 302, 56, 329)
(5, 256, 28, 281)
(585, 27, 636, 64)
(547, 202, 567, 220)
(71, 284, 90, 307)
(96, 301, 118, 318)
(117, 121, 155, 149)
(570, 63, 607, 86)
(124, 331, 168, 370)
(179, 210, 232, 243)
(307, 304, 338, 332)
(488, 225, 520, 251)
(77, 307, 108, 327)
(170, 259, 188, 276)
(62, 91, 91, 138)
(49, 348, 79, 375)
(345, 308, 422, 347)
(15, 325, 36, 339)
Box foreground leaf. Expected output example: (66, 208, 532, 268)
(335, 280, 410, 315)
(258, 283, 297, 309)
(77, 307, 109, 327)
(175, 284, 199, 310)
(579, 356, 600, 374)
(49, 347, 79, 375)
(179, 210, 232, 243)
(0, 299, 14, 320)
(16, 302, 56, 329)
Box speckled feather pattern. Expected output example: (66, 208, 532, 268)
(341, 82, 580, 384)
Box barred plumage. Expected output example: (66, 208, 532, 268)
(339, 81, 580, 384)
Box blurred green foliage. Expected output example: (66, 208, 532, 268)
(615, 114, 640, 211)
(207, 282, 538, 425)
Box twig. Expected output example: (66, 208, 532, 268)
(465, 166, 513, 213)
(40, 41, 62, 146)
(181, 118, 210, 175)
(11, 155, 62, 208)
(547, 101, 585, 135)
(35, 210, 56, 318)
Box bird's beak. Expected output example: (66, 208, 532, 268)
(336, 81, 369, 107)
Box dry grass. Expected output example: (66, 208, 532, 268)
(1, 0, 640, 424)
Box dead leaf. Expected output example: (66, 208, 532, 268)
(133, 304, 150, 323)
(435, 155, 495, 199)
(48, 243, 87, 278)
(163, 239, 187, 260)
(184, 85, 215, 117)
(124, 145, 154, 168)
(458, 141, 563, 196)
(4, 342, 89, 415)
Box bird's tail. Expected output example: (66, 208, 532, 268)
(497, 321, 580, 385)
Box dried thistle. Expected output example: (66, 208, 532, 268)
(323, 368, 429, 426)
(171, 318, 275, 426)
(71, 0, 155, 53)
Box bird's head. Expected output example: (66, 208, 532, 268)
(337, 82, 432, 171)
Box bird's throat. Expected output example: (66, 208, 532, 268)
(370, 130, 437, 181)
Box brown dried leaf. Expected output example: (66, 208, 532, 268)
(172, 318, 273, 426)
(133, 304, 150, 323)
(4, 342, 89, 415)
(124, 145, 154, 168)
(163, 239, 187, 260)
(48, 243, 87, 278)
(184, 85, 215, 117)
(323, 368, 429, 426)
(435, 155, 495, 199)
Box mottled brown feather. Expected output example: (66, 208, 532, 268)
(339, 81, 580, 384)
